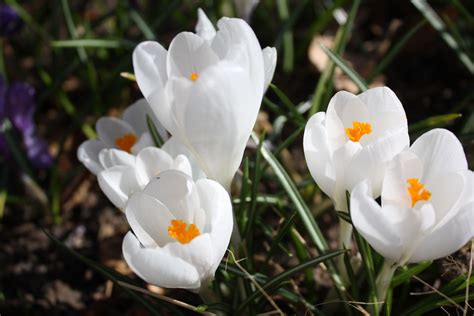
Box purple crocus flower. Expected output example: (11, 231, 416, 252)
(0, 4, 22, 36)
(0, 76, 53, 168)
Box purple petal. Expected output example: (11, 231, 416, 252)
(6, 82, 36, 135)
(23, 132, 53, 168)
(0, 4, 22, 36)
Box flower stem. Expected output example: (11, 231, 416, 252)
(375, 260, 397, 309)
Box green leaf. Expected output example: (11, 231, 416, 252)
(409, 113, 462, 134)
(130, 10, 156, 40)
(337, 211, 352, 224)
(237, 249, 347, 311)
(391, 261, 432, 288)
(320, 44, 369, 92)
(146, 115, 164, 147)
(51, 39, 136, 49)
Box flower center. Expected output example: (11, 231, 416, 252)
(189, 72, 199, 81)
(345, 121, 372, 142)
(168, 219, 200, 244)
(407, 178, 431, 207)
(115, 133, 137, 153)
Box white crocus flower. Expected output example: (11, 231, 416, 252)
(303, 87, 409, 212)
(132, 9, 276, 189)
(77, 99, 167, 175)
(122, 170, 233, 292)
(351, 128, 474, 265)
(97, 137, 206, 211)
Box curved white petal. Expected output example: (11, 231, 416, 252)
(409, 129, 468, 184)
(99, 148, 135, 169)
(162, 136, 207, 180)
(122, 98, 168, 141)
(98, 165, 140, 210)
(133, 41, 168, 100)
(135, 147, 173, 188)
(195, 8, 216, 42)
(164, 234, 217, 284)
(262, 46, 277, 91)
(96, 117, 136, 148)
(303, 112, 336, 200)
(77, 139, 106, 175)
(408, 201, 474, 263)
(143, 170, 200, 223)
(166, 32, 219, 80)
(350, 181, 404, 262)
(345, 126, 409, 198)
(196, 179, 233, 272)
(172, 154, 193, 178)
(211, 17, 264, 97)
(131, 133, 154, 154)
(125, 192, 175, 248)
(123, 232, 201, 289)
(174, 61, 255, 188)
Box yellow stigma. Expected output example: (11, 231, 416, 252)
(345, 121, 372, 142)
(189, 72, 199, 81)
(168, 219, 200, 244)
(115, 133, 137, 153)
(407, 178, 431, 207)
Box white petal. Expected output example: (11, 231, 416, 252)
(359, 87, 408, 138)
(77, 139, 106, 175)
(350, 180, 404, 262)
(381, 151, 423, 208)
(408, 201, 474, 263)
(211, 17, 264, 97)
(172, 154, 194, 178)
(133, 41, 168, 100)
(133, 42, 174, 134)
(410, 129, 468, 184)
(325, 90, 369, 149)
(122, 232, 201, 289)
(262, 46, 277, 91)
(143, 170, 200, 223)
(163, 234, 217, 284)
(96, 117, 136, 148)
(196, 179, 233, 272)
(345, 126, 409, 198)
(135, 147, 173, 188)
(131, 133, 155, 154)
(303, 112, 336, 201)
(125, 192, 175, 248)
(122, 98, 168, 141)
(99, 148, 135, 169)
(98, 165, 140, 210)
(162, 137, 207, 181)
(166, 32, 219, 80)
(195, 8, 216, 42)
(175, 61, 256, 188)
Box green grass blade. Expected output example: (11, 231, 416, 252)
(60, 0, 87, 62)
(130, 10, 156, 40)
(408, 113, 462, 134)
(412, 0, 474, 74)
(51, 39, 135, 49)
(391, 261, 432, 288)
(276, 0, 295, 73)
(237, 249, 347, 311)
(320, 44, 368, 92)
(146, 115, 164, 147)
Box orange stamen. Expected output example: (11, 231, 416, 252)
(407, 178, 431, 207)
(168, 219, 200, 244)
(190, 72, 199, 81)
(115, 133, 137, 153)
(345, 121, 372, 142)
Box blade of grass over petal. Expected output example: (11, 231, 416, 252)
(237, 250, 347, 312)
(146, 115, 164, 147)
(411, 0, 474, 74)
(367, 20, 426, 83)
(309, 0, 360, 116)
(320, 44, 368, 92)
